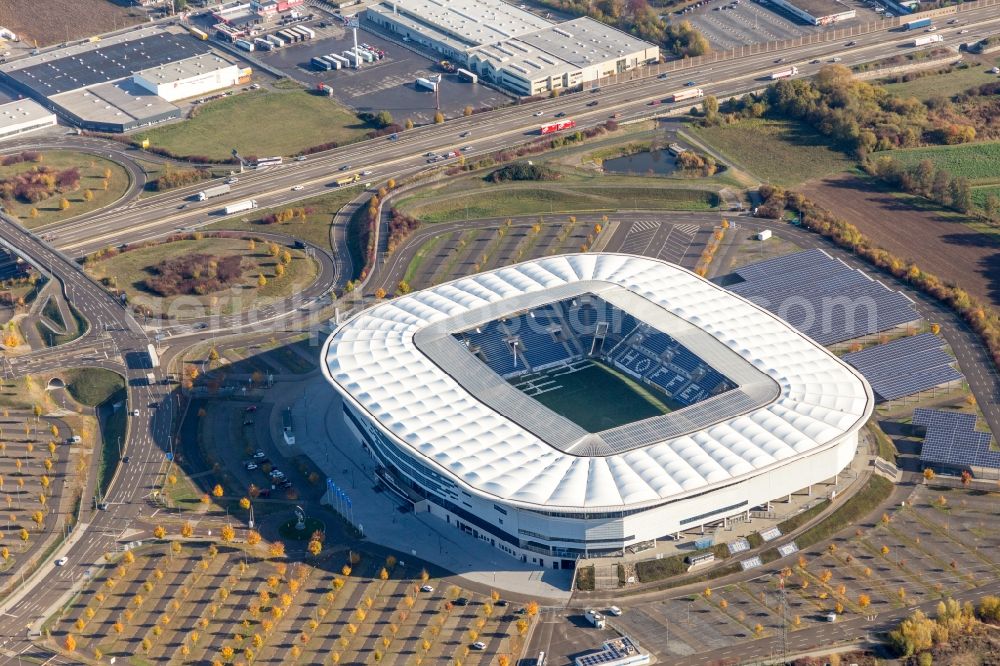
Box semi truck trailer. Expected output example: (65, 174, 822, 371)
(224, 200, 258, 215)
(911, 34, 944, 46)
(903, 17, 932, 30)
(196, 184, 231, 201)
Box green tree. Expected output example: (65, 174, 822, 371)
(375, 110, 394, 128)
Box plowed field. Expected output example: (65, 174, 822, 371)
(0, 0, 142, 47)
(802, 174, 1000, 309)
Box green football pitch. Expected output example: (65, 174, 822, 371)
(511, 361, 675, 432)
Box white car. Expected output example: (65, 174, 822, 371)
(55, 557, 68, 566)
(131, 409, 140, 417)
(471, 642, 486, 650)
(226, 177, 239, 184)
(291, 185, 304, 191)
(534, 111, 544, 116)
(295, 155, 307, 161)
(362, 170, 373, 176)
(245, 462, 258, 471)
(608, 606, 622, 616)
(420, 584, 434, 592)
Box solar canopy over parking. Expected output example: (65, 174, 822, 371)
(727, 249, 919, 345)
(915, 408, 1000, 473)
(842, 333, 962, 402)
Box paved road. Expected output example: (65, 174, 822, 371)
(1, 6, 999, 663)
(22, 7, 1000, 269)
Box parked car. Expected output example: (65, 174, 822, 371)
(471, 642, 486, 650)
(420, 584, 434, 592)
(455, 597, 469, 606)
(254, 450, 266, 458)
(245, 462, 258, 471)
(608, 606, 622, 616)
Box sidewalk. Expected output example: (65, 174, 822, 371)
(274, 376, 573, 603)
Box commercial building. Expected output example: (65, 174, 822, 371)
(0, 28, 248, 132)
(134, 53, 241, 102)
(576, 637, 650, 666)
(366, 0, 659, 96)
(0, 99, 57, 141)
(768, 0, 856, 25)
(322, 254, 873, 569)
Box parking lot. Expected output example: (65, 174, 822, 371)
(537, 480, 1000, 663)
(678, 0, 885, 51)
(256, 21, 511, 124)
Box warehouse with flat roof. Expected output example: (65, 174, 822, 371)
(0, 28, 242, 132)
(768, 0, 856, 25)
(366, 0, 659, 96)
(134, 53, 241, 102)
(0, 99, 57, 141)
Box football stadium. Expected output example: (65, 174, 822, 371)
(323, 254, 874, 569)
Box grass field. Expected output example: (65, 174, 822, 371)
(85, 238, 318, 319)
(0, 151, 131, 228)
(883, 62, 1000, 101)
(973, 184, 1000, 211)
(205, 187, 360, 251)
(397, 184, 718, 223)
(690, 118, 857, 187)
(513, 361, 673, 432)
(63, 368, 125, 407)
(140, 89, 370, 161)
(879, 142, 1000, 184)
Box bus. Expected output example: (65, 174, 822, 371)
(255, 156, 283, 168)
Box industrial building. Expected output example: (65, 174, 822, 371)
(0, 28, 246, 132)
(768, 0, 856, 25)
(134, 53, 242, 102)
(366, 0, 660, 96)
(322, 254, 873, 568)
(0, 99, 57, 141)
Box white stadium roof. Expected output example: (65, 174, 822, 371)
(323, 254, 873, 511)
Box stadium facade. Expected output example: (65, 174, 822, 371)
(323, 255, 873, 569)
(366, 0, 659, 96)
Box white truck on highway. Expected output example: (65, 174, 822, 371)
(224, 199, 258, 215)
(770, 66, 798, 80)
(911, 34, 944, 47)
(585, 609, 606, 629)
(196, 183, 231, 201)
(669, 87, 704, 102)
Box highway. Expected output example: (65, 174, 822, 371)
(22, 4, 1000, 266)
(0, 6, 998, 662)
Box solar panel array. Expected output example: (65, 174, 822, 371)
(842, 333, 963, 402)
(6, 32, 211, 96)
(777, 542, 799, 557)
(729, 249, 919, 345)
(915, 408, 1000, 471)
(727, 538, 750, 555)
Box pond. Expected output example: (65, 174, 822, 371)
(602, 149, 679, 176)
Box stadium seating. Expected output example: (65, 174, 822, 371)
(456, 295, 734, 406)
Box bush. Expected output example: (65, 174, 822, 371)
(486, 163, 559, 183)
(386, 208, 420, 254)
(144, 253, 244, 296)
(154, 168, 213, 191)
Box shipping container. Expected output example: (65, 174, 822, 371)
(328, 53, 349, 67)
(457, 68, 478, 83)
(669, 87, 705, 102)
(235, 39, 255, 52)
(312, 56, 333, 70)
(321, 55, 342, 70)
(342, 51, 361, 67)
(297, 26, 316, 39)
(254, 38, 273, 51)
(224, 200, 257, 214)
(769, 66, 798, 80)
(903, 17, 932, 30)
(196, 184, 231, 201)
(265, 34, 284, 47)
(416, 76, 439, 91)
(911, 33, 944, 46)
